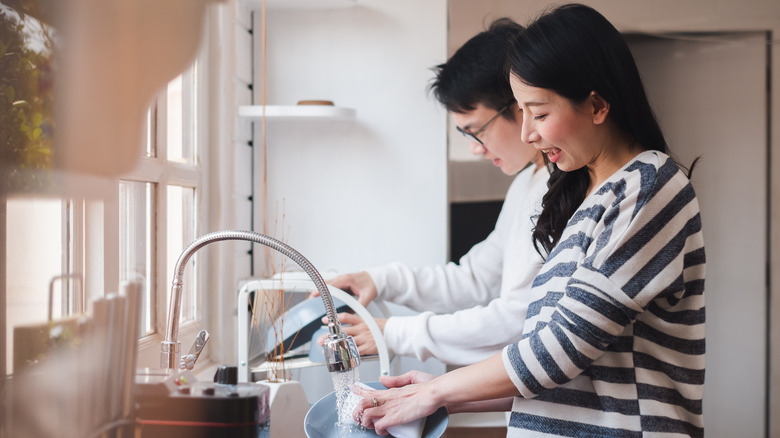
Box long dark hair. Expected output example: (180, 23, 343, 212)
(507, 4, 685, 256)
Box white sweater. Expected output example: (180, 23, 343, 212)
(366, 164, 549, 365)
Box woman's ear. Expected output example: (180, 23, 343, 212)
(590, 91, 610, 125)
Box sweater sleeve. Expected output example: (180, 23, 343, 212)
(365, 169, 535, 313)
(383, 294, 528, 365)
(503, 157, 706, 398)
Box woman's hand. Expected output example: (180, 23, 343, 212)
(317, 313, 386, 356)
(353, 380, 441, 436)
(380, 370, 436, 388)
(380, 370, 513, 415)
(353, 355, 519, 434)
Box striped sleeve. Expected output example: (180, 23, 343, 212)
(504, 157, 705, 399)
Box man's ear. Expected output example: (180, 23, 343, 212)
(590, 91, 610, 125)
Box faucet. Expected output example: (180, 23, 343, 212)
(160, 230, 360, 374)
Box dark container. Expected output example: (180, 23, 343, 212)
(135, 368, 270, 438)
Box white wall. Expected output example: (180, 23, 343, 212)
(628, 31, 767, 437)
(227, 0, 450, 403)
(251, 0, 448, 277)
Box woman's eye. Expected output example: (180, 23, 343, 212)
(534, 114, 547, 121)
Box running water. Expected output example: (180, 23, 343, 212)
(331, 367, 362, 427)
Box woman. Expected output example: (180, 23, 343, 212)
(355, 4, 705, 437)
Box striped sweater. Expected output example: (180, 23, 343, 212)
(502, 151, 706, 437)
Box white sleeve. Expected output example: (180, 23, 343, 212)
(382, 295, 527, 365)
(364, 170, 534, 313)
(365, 255, 499, 314)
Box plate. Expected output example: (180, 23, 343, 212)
(304, 381, 448, 438)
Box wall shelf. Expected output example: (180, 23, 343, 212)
(241, 0, 356, 10)
(238, 105, 356, 121)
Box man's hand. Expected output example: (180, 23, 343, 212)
(318, 312, 387, 356)
(316, 271, 378, 307)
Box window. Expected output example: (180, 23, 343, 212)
(4, 61, 206, 376)
(121, 63, 203, 365)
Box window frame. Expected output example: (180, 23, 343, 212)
(121, 62, 207, 369)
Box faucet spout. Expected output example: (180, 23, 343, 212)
(160, 230, 360, 373)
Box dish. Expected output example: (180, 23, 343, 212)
(304, 381, 448, 438)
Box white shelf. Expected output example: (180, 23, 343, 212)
(241, 0, 356, 10)
(238, 105, 356, 121)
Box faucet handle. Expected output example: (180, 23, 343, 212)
(180, 330, 210, 370)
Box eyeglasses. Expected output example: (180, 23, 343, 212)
(456, 103, 512, 145)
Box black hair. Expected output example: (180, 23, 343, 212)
(429, 18, 524, 118)
(507, 3, 694, 256)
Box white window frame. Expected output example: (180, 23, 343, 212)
(121, 62, 207, 369)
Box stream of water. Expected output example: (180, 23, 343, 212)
(331, 367, 362, 428)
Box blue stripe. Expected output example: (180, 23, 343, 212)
(557, 305, 612, 349)
(654, 273, 685, 301)
(641, 415, 703, 438)
(684, 245, 706, 267)
(531, 261, 577, 288)
(567, 280, 637, 325)
(683, 278, 705, 297)
(523, 321, 546, 339)
(625, 159, 665, 220)
(549, 319, 591, 369)
(586, 181, 626, 265)
(634, 320, 705, 354)
(509, 412, 642, 437)
(506, 342, 544, 395)
(585, 364, 637, 384)
(586, 159, 661, 267)
(567, 203, 607, 228)
(637, 383, 703, 415)
(534, 387, 641, 415)
(530, 330, 569, 385)
(621, 211, 700, 299)
(604, 335, 634, 353)
(544, 231, 593, 266)
(634, 351, 705, 385)
(660, 277, 705, 307)
(647, 300, 705, 325)
(525, 291, 564, 319)
(600, 178, 696, 281)
(637, 158, 678, 211)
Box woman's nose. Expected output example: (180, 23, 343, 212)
(521, 118, 539, 144)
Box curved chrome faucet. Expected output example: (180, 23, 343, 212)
(161, 230, 360, 373)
